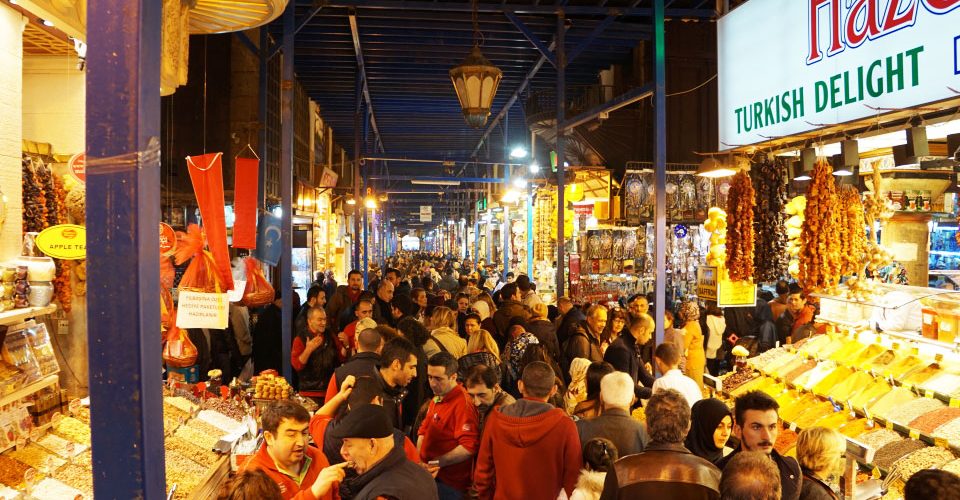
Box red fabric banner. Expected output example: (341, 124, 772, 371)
(233, 157, 259, 249)
(186, 152, 234, 291)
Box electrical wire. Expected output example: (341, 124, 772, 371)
(666, 73, 717, 97)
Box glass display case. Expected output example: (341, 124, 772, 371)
(928, 219, 960, 287)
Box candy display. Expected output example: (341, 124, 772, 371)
(37, 433, 87, 459)
(196, 409, 245, 435)
(889, 446, 955, 482)
(174, 424, 220, 451)
(724, 170, 755, 282)
(1, 326, 41, 384)
(0, 455, 33, 489)
(186, 417, 225, 439)
(882, 398, 945, 426)
(8, 443, 65, 471)
(909, 408, 960, 434)
(200, 397, 246, 421)
(30, 477, 84, 499)
(165, 449, 208, 499)
(856, 428, 904, 451)
(164, 396, 200, 415)
(167, 435, 219, 467)
(52, 463, 93, 496)
(255, 373, 292, 400)
(50, 416, 91, 445)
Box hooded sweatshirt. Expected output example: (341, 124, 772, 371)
(474, 399, 582, 500)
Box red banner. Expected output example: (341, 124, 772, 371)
(186, 152, 234, 291)
(233, 157, 259, 249)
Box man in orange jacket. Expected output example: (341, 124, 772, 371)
(244, 400, 347, 500)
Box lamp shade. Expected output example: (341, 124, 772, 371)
(450, 46, 502, 128)
(696, 157, 736, 178)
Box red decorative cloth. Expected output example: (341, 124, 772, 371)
(186, 152, 234, 291)
(233, 157, 259, 249)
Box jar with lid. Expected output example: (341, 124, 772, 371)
(17, 256, 55, 282)
(27, 281, 53, 307)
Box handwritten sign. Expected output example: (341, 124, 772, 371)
(176, 291, 229, 329)
(697, 266, 756, 308)
(35, 224, 86, 260)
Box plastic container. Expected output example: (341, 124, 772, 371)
(922, 307, 939, 340)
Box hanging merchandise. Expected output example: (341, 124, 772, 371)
(704, 207, 728, 269)
(751, 159, 788, 282)
(838, 186, 867, 276)
(785, 196, 806, 279)
(186, 152, 234, 292)
(254, 211, 282, 266)
(240, 257, 274, 308)
(162, 316, 198, 368)
(799, 161, 842, 293)
(725, 170, 756, 282)
(232, 154, 259, 249)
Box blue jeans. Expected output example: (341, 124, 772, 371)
(436, 480, 464, 500)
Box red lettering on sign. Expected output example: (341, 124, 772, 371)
(807, 0, 928, 65)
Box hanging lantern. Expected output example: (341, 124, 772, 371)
(449, 0, 502, 128)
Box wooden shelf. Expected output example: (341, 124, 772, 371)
(0, 304, 56, 326)
(0, 374, 59, 407)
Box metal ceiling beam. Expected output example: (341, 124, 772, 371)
(323, 0, 716, 18)
(567, 12, 619, 64)
(349, 14, 386, 153)
(561, 83, 654, 131)
(367, 175, 506, 183)
(504, 12, 557, 67)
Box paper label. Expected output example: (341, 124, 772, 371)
(176, 291, 229, 329)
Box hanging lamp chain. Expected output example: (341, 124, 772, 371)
(472, 0, 480, 47)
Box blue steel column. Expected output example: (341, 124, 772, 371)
(258, 29, 269, 209)
(527, 191, 533, 276)
(503, 205, 511, 275)
(473, 220, 480, 266)
(653, 0, 666, 346)
(86, 0, 164, 497)
(555, 9, 566, 296)
(353, 73, 362, 270)
(280, 4, 295, 382)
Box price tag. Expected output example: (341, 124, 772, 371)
(925, 389, 935, 398)
(936, 353, 944, 363)
(871, 466, 881, 479)
(949, 398, 960, 408)
(65, 442, 75, 457)
(886, 420, 894, 430)
(789, 422, 798, 432)
(909, 429, 920, 440)
(866, 419, 875, 429)
(935, 437, 949, 448)
(29, 427, 41, 442)
(69, 399, 81, 415)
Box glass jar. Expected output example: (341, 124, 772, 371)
(1, 266, 15, 282)
(18, 256, 56, 282)
(27, 281, 53, 307)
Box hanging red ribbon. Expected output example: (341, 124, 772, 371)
(233, 157, 259, 249)
(186, 152, 234, 291)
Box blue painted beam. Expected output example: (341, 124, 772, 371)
(555, 8, 566, 296)
(269, 5, 326, 59)
(235, 31, 259, 57)
(349, 15, 386, 154)
(86, 0, 164, 497)
(566, 14, 617, 64)
(280, 3, 295, 383)
(504, 12, 556, 68)
(323, 0, 716, 18)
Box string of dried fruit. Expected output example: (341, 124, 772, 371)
(21, 156, 46, 233)
(751, 159, 788, 282)
(38, 163, 59, 229)
(798, 161, 842, 292)
(55, 260, 72, 313)
(725, 170, 756, 282)
(838, 186, 866, 276)
(53, 177, 69, 225)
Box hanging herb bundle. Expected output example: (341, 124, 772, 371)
(725, 170, 756, 282)
(798, 161, 842, 292)
(751, 158, 788, 282)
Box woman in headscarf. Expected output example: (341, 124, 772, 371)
(684, 398, 733, 464)
(678, 301, 706, 392)
(502, 324, 540, 397)
(563, 357, 593, 415)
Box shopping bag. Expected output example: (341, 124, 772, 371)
(163, 316, 198, 368)
(241, 257, 274, 308)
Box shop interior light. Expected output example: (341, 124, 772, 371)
(793, 160, 812, 181)
(41, 18, 53, 27)
(696, 156, 736, 178)
(411, 179, 460, 186)
(346, 196, 356, 205)
(945, 165, 960, 195)
(364, 196, 377, 209)
(509, 146, 528, 159)
(272, 206, 283, 217)
(513, 178, 527, 188)
(529, 162, 540, 174)
(447, 220, 455, 224)
(501, 190, 521, 203)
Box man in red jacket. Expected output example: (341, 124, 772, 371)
(418, 352, 480, 499)
(474, 361, 582, 500)
(243, 400, 347, 500)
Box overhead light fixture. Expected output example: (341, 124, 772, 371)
(510, 146, 528, 159)
(529, 162, 540, 174)
(41, 18, 53, 27)
(364, 196, 377, 209)
(449, 0, 502, 128)
(832, 140, 858, 176)
(272, 206, 283, 217)
(944, 165, 960, 195)
(793, 160, 812, 181)
(346, 196, 356, 205)
(513, 178, 527, 188)
(852, 164, 870, 193)
(411, 179, 460, 186)
(696, 156, 736, 178)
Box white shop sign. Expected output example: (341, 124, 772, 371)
(176, 290, 229, 329)
(718, 0, 960, 150)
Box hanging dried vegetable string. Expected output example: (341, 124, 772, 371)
(798, 161, 842, 293)
(751, 158, 788, 282)
(725, 170, 756, 282)
(838, 186, 866, 276)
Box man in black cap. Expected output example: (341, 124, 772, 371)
(333, 404, 439, 500)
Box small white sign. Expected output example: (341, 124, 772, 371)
(176, 291, 229, 329)
(420, 213, 433, 223)
(227, 280, 246, 303)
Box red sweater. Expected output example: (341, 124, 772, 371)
(243, 442, 336, 500)
(474, 399, 582, 500)
(418, 385, 480, 491)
